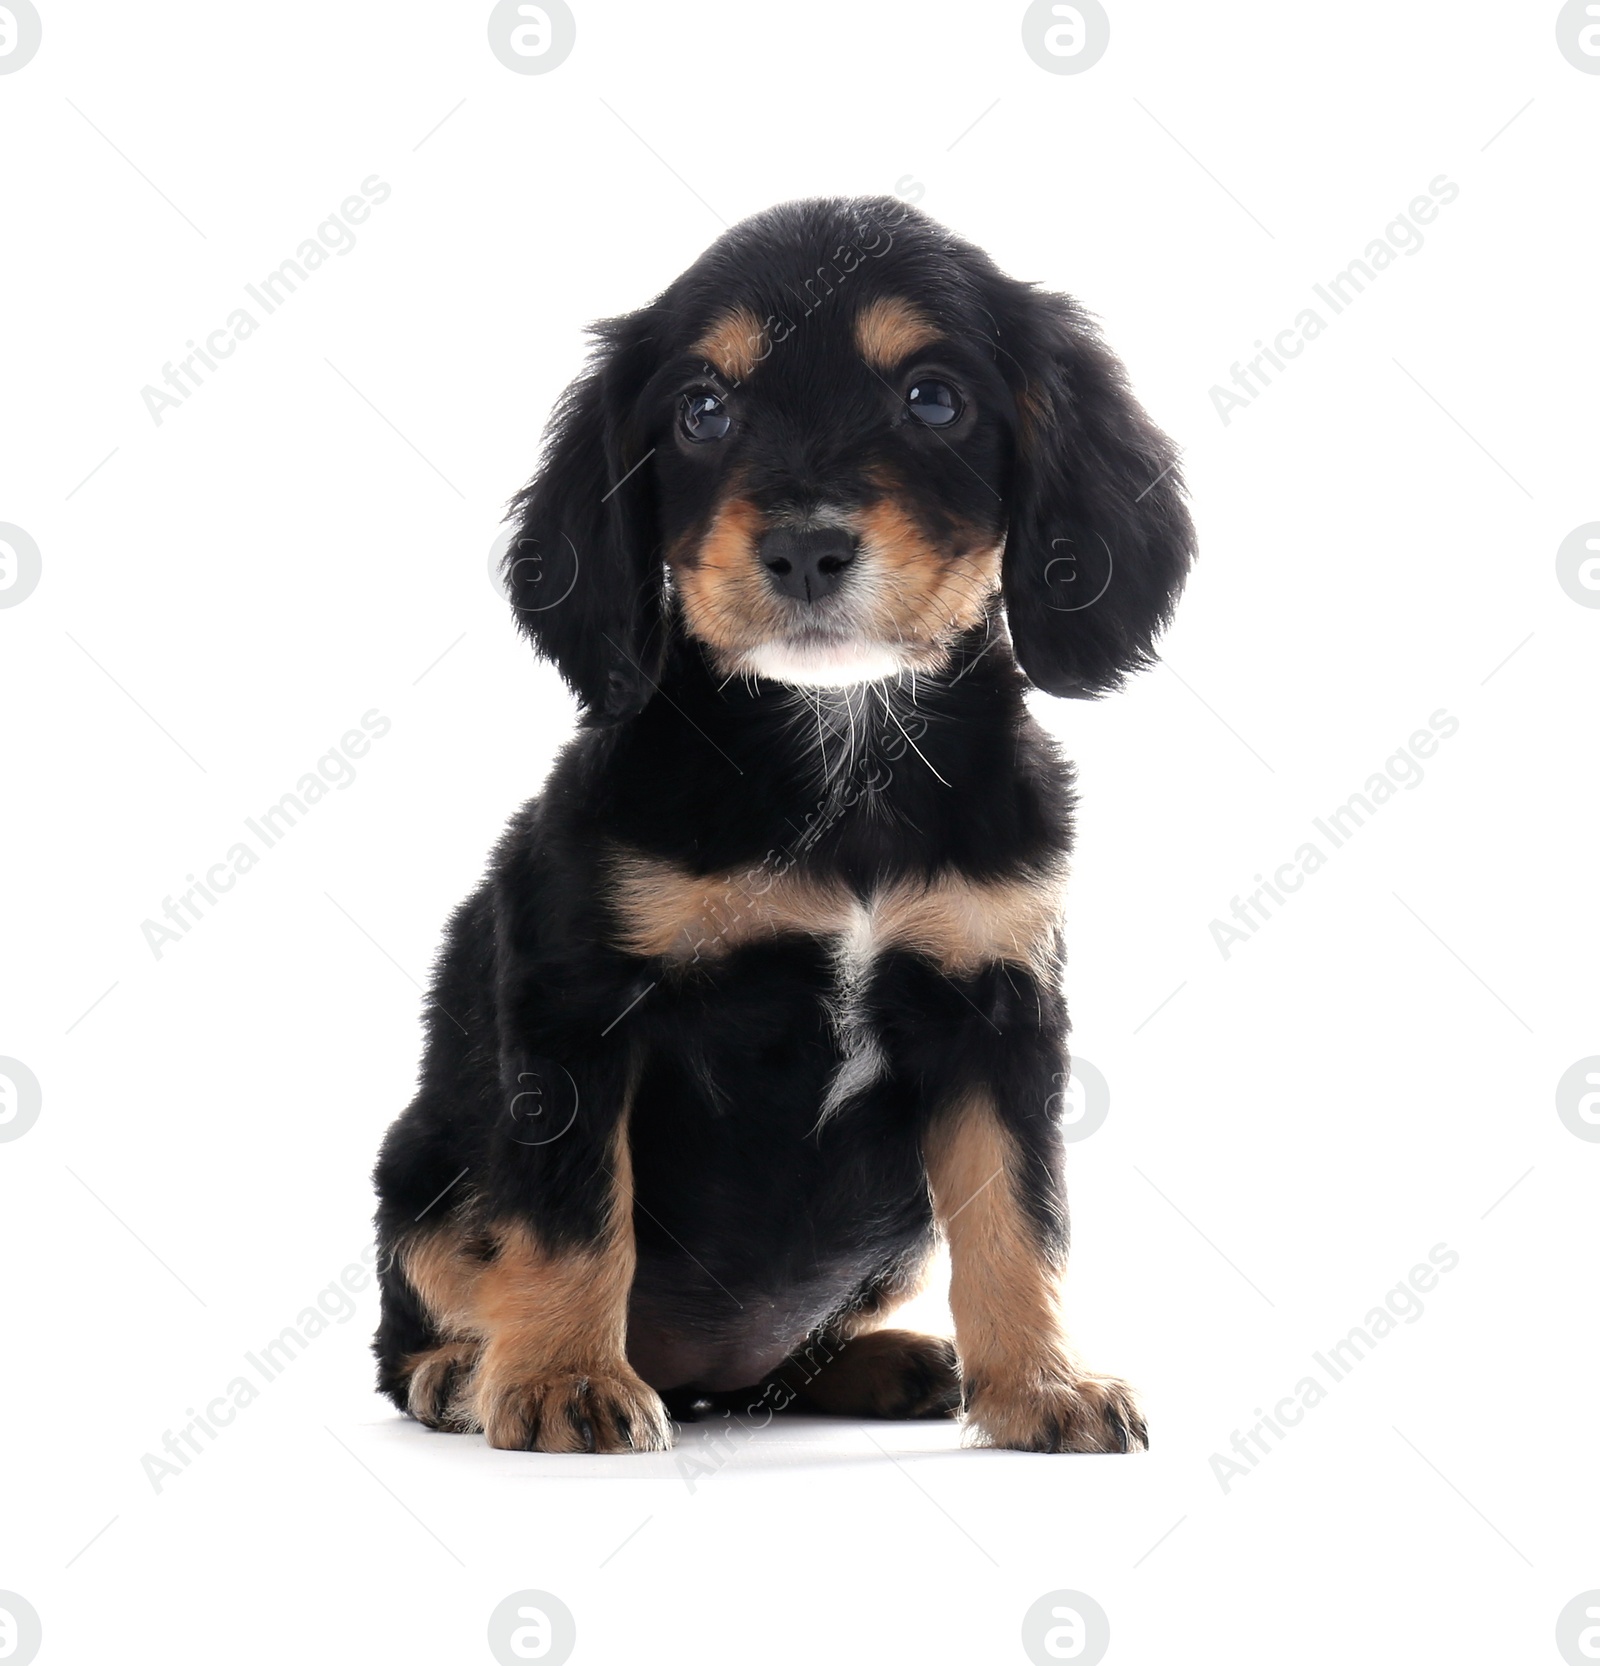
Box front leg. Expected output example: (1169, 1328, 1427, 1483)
(457, 845, 679, 1453)
(387, 872, 674, 1455)
(467, 916, 673, 1453)
(476, 1092, 672, 1452)
(874, 932, 1147, 1455)
(398, 1096, 672, 1454)
(925, 1085, 1146, 1453)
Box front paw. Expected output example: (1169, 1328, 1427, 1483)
(964, 1366, 1147, 1454)
(477, 1365, 673, 1454)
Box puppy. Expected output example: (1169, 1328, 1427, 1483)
(372, 197, 1193, 1454)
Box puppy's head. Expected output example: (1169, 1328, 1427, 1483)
(504, 197, 1194, 718)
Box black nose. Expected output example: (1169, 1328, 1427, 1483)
(759, 526, 858, 604)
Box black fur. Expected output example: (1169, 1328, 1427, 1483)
(373, 197, 1193, 1445)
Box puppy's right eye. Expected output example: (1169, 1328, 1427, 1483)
(680, 391, 731, 442)
(905, 380, 962, 427)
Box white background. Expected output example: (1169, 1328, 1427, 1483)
(3, 2, 1597, 1662)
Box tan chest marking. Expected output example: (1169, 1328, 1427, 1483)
(608, 852, 854, 962)
(608, 848, 1063, 977)
(873, 868, 1062, 978)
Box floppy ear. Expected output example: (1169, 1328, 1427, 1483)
(502, 310, 665, 721)
(995, 281, 1195, 697)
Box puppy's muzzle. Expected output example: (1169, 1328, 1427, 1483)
(758, 526, 858, 605)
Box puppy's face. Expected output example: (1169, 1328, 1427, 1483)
(646, 287, 1011, 687)
(507, 198, 1194, 718)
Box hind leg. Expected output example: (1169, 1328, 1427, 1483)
(399, 1338, 481, 1430)
(770, 1239, 961, 1420)
(784, 1328, 961, 1418)
(373, 1215, 483, 1433)
(374, 1238, 450, 1418)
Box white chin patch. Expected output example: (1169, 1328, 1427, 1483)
(742, 641, 905, 688)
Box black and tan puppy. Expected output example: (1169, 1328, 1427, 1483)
(372, 197, 1193, 1454)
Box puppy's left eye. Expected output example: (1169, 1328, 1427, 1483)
(680, 391, 732, 442)
(905, 380, 963, 427)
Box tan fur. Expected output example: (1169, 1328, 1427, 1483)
(396, 1125, 670, 1451)
(609, 848, 1061, 976)
(853, 496, 1001, 664)
(669, 491, 790, 654)
(667, 473, 1001, 679)
(400, 1224, 486, 1337)
(608, 849, 854, 961)
(473, 1218, 632, 1378)
(925, 1091, 1147, 1452)
(926, 1090, 1064, 1376)
(873, 869, 1062, 979)
(692, 306, 769, 383)
(854, 296, 941, 370)
(1016, 382, 1051, 445)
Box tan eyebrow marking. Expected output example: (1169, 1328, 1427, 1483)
(854, 296, 942, 371)
(691, 306, 769, 382)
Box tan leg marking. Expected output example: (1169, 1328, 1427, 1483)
(397, 1128, 671, 1453)
(854, 296, 942, 371)
(399, 1224, 488, 1338)
(925, 1091, 1147, 1453)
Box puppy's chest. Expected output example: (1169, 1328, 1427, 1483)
(606, 846, 1064, 980)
